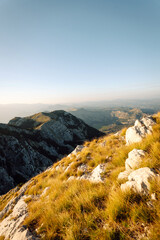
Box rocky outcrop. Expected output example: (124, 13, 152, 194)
(85, 164, 106, 182)
(119, 116, 158, 194)
(0, 180, 39, 240)
(121, 167, 157, 195)
(0, 196, 39, 240)
(0, 111, 104, 194)
(126, 116, 155, 145)
(68, 164, 107, 183)
(70, 145, 85, 155)
(118, 149, 146, 181)
(0, 125, 56, 195)
(0, 181, 31, 219)
(118, 170, 131, 181)
(118, 148, 158, 195)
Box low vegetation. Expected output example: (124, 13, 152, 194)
(1, 113, 160, 239)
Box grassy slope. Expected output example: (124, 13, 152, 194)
(1, 114, 160, 240)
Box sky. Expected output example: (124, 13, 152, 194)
(0, 0, 160, 104)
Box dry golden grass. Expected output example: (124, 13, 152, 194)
(0, 236, 5, 240)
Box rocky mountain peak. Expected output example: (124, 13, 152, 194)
(0, 110, 104, 195)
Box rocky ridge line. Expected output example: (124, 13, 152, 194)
(0, 110, 104, 194)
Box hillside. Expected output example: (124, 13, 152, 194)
(69, 107, 148, 133)
(0, 110, 103, 195)
(0, 114, 160, 239)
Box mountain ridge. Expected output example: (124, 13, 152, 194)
(0, 110, 104, 195)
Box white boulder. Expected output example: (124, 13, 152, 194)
(80, 164, 106, 183)
(126, 116, 155, 145)
(89, 164, 106, 182)
(118, 149, 145, 180)
(125, 149, 145, 171)
(118, 170, 131, 181)
(121, 167, 157, 194)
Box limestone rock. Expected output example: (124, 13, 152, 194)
(64, 162, 74, 172)
(67, 176, 76, 181)
(0, 196, 39, 240)
(9, 111, 104, 146)
(79, 164, 106, 183)
(0, 181, 31, 219)
(89, 164, 106, 182)
(125, 149, 145, 171)
(118, 149, 145, 180)
(71, 145, 85, 155)
(118, 170, 131, 181)
(126, 116, 155, 145)
(0, 131, 53, 195)
(121, 167, 157, 194)
(41, 187, 50, 196)
(77, 163, 88, 172)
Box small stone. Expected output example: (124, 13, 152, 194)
(41, 187, 50, 196)
(77, 164, 88, 172)
(151, 193, 156, 200)
(67, 176, 75, 181)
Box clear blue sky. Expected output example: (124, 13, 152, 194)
(0, 0, 160, 104)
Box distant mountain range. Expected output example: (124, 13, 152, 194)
(0, 99, 160, 124)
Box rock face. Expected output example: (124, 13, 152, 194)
(0, 196, 39, 240)
(126, 116, 155, 145)
(0, 180, 39, 240)
(0, 111, 104, 194)
(121, 167, 157, 194)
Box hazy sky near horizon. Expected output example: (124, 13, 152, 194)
(0, 0, 160, 104)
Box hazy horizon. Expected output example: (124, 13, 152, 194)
(0, 98, 160, 124)
(0, 97, 160, 106)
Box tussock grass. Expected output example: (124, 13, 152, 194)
(147, 176, 160, 239)
(24, 180, 110, 239)
(0, 236, 5, 240)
